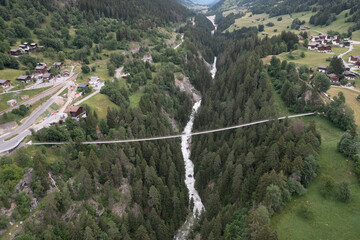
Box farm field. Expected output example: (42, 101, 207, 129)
(279, 47, 346, 67)
(263, 47, 347, 68)
(271, 116, 360, 240)
(226, 9, 360, 41)
(0, 69, 26, 84)
(82, 93, 120, 119)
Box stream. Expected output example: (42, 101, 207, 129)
(175, 15, 218, 240)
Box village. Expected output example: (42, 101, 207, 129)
(294, 33, 360, 86)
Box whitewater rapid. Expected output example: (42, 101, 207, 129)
(207, 15, 218, 35)
(182, 100, 204, 214)
(175, 15, 217, 240)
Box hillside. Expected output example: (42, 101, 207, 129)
(1, 0, 360, 239)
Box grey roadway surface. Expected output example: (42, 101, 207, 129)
(0, 84, 69, 153)
(31, 112, 316, 146)
(74, 83, 104, 106)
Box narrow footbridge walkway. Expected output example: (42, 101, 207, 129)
(30, 112, 316, 146)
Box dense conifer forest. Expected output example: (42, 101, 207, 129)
(0, 0, 359, 239)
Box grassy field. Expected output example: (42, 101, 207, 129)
(129, 88, 144, 108)
(227, 9, 360, 41)
(270, 81, 290, 116)
(82, 93, 120, 119)
(227, 11, 313, 37)
(0, 69, 25, 83)
(76, 63, 111, 84)
(0, 87, 51, 112)
(307, 10, 353, 38)
(352, 30, 360, 42)
(343, 44, 360, 65)
(327, 87, 360, 126)
(275, 47, 346, 67)
(263, 46, 347, 68)
(0, 95, 51, 125)
(271, 116, 360, 240)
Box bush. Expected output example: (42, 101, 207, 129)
(277, 17, 282, 21)
(320, 176, 336, 198)
(298, 202, 314, 220)
(300, 52, 305, 58)
(0, 215, 9, 229)
(337, 182, 352, 202)
(81, 65, 90, 74)
(266, 22, 275, 27)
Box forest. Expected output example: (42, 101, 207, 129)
(0, 0, 359, 239)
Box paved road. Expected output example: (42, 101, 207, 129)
(0, 84, 69, 153)
(0, 84, 65, 115)
(339, 44, 353, 69)
(74, 84, 104, 106)
(332, 85, 360, 94)
(0, 71, 79, 115)
(174, 34, 184, 49)
(31, 112, 316, 146)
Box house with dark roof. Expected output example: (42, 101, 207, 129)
(344, 71, 357, 80)
(317, 45, 332, 52)
(9, 49, 21, 56)
(327, 73, 339, 83)
(77, 84, 88, 89)
(349, 55, 360, 64)
(17, 75, 32, 83)
(43, 73, 54, 82)
(35, 65, 48, 74)
(65, 106, 85, 118)
(0, 79, 11, 88)
(53, 62, 63, 69)
(318, 65, 328, 73)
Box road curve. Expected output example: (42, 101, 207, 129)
(31, 112, 316, 146)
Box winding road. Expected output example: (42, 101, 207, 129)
(30, 112, 316, 146)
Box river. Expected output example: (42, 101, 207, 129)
(175, 15, 217, 240)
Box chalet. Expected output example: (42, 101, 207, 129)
(311, 36, 319, 42)
(89, 76, 100, 86)
(0, 79, 11, 88)
(77, 84, 88, 89)
(42, 73, 54, 82)
(53, 62, 63, 69)
(9, 49, 21, 56)
(349, 55, 360, 64)
(17, 75, 32, 83)
(332, 36, 340, 45)
(23, 42, 29, 47)
(344, 71, 357, 80)
(35, 65, 47, 74)
(65, 106, 85, 118)
(344, 41, 351, 47)
(308, 43, 318, 50)
(318, 65, 328, 73)
(317, 45, 332, 52)
(298, 35, 303, 40)
(356, 61, 360, 68)
(18, 44, 26, 49)
(327, 73, 339, 83)
(30, 43, 37, 49)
